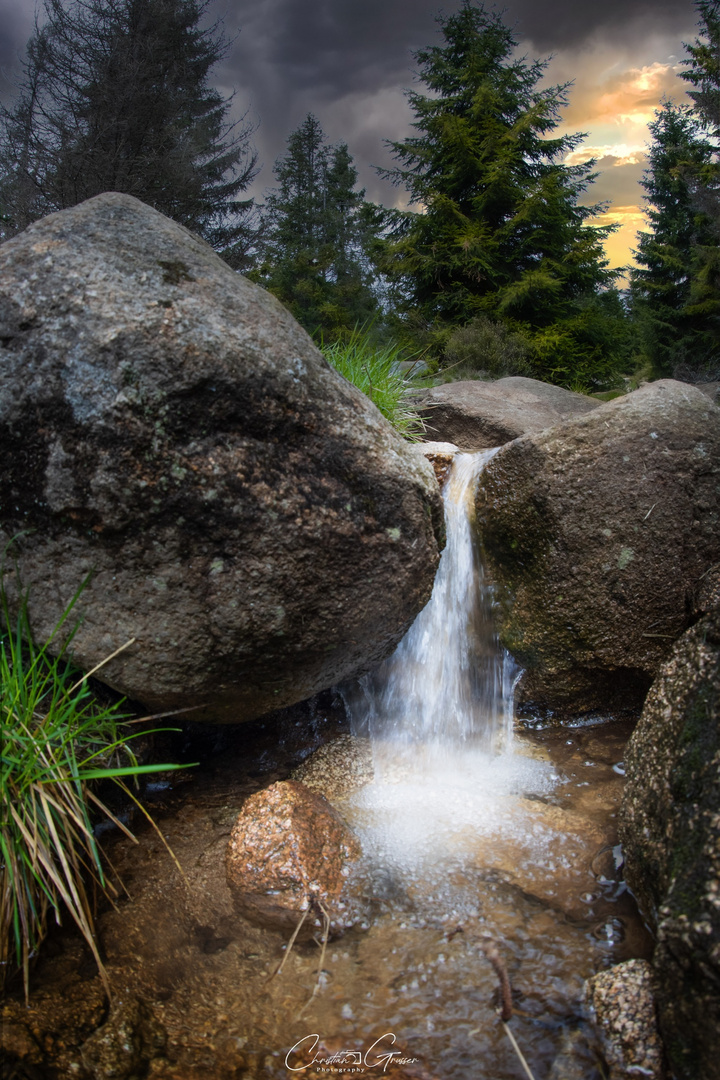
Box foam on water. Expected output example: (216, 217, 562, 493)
(347, 744, 557, 874)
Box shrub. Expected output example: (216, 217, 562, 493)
(1, 576, 187, 998)
(442, 316, 534, 379)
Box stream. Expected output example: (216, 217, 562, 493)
(1, 453, 654, 1080)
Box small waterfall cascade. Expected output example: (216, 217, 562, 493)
(354, 449, 517, 763)
(344, 448, 555, 889)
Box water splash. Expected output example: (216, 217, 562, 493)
(342, 450, 558, 887)
(351, 450, 518, 761)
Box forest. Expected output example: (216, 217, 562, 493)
(1, 0, 718, 399)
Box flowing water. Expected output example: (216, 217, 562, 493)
(354, 450, 516, 754)
(1, 453, 653, 1080)
(342, 451, 559, 894)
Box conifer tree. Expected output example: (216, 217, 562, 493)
(682, 0, 720, 140)
(380, 2, 625, 387)
(631, 102, 717, 373)
(257, 114, 381, 337)
(631, 2, 719, 376)
(0, 0, 259, 266)
(679, 0, 720, 371)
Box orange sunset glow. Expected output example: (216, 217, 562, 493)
(545, 43, 697, 275)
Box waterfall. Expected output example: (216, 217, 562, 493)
(343, 449, 555, 894)
(352, 450, 517, 762)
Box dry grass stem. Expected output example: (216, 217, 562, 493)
(272, 906, 309, 978)
(298, 902, 331, 1018)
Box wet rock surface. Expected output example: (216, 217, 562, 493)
(416, 376, 599, 450)
(584, 959, 665, 1079)
(620, 608, 720, 1080)
(476, 379, 720, 717)
(292, 734, 375, 801)
(0, 193, 443, 723)
(1, 974, 106, 1076)
(80, 994, 166, 1080)
(465, 800, 609, 921)
(411, 441, 459, 486)
(225, 779, 369, 938)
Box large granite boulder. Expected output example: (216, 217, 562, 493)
(619, 609, 720, 1080)
(225, 780, 368, 938)
(0, 193, 444, 723)
(416, 376, 599, 450)
(475, 380, 720, 717)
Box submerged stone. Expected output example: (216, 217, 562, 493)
(225, 780, 369, 938)
(80, 995, 166, 1080)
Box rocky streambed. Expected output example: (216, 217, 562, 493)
(2, 193, 718, 1080)
(1, 703, 654, 1080)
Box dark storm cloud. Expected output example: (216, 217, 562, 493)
(0, 0, 35, 100)
(510, 0, 696, 50)
(0, 0, 700, 238)
(212, 0, 697, 198)
(220, 0, 698, 110)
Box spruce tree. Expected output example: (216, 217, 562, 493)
(682, 0, 720, 140)
(257, 114, 380, 338)
(0, 0, 259, 266)
(631, 102, 716, 373)
(631, 2, 719, 377)
(679, 0, 720, 372)
(380, 2, 624, 388)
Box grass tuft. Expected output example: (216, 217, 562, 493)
(320, 326, 428, 441)
(1, 575, 188, 999)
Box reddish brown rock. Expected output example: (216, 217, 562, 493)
(412, 441, 459, 486)
(225, 780, 368, 938)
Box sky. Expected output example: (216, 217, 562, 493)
(0, 0, 703, 272)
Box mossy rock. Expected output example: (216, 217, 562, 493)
(475, 379, 720, 718)
(620, 610, 720, 1080)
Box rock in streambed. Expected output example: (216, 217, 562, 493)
(620, 607, 720, 1080)
(0, 193, 444, 722)
(584, 959, 665, 1080)
(416, 376, 599, 450)
(225, 780, 369, 939)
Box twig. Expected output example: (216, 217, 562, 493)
(272, 905, 309, 979)
(481, 939, 513, 1021)
(479, 938, 538, 1080)
(643, 503, 656, 521)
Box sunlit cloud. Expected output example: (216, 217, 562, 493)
(588, 205, 648, 276)
(591, 61, 684, 127)
(564, 144, 647, 168)
(543, 30, 695, 271)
